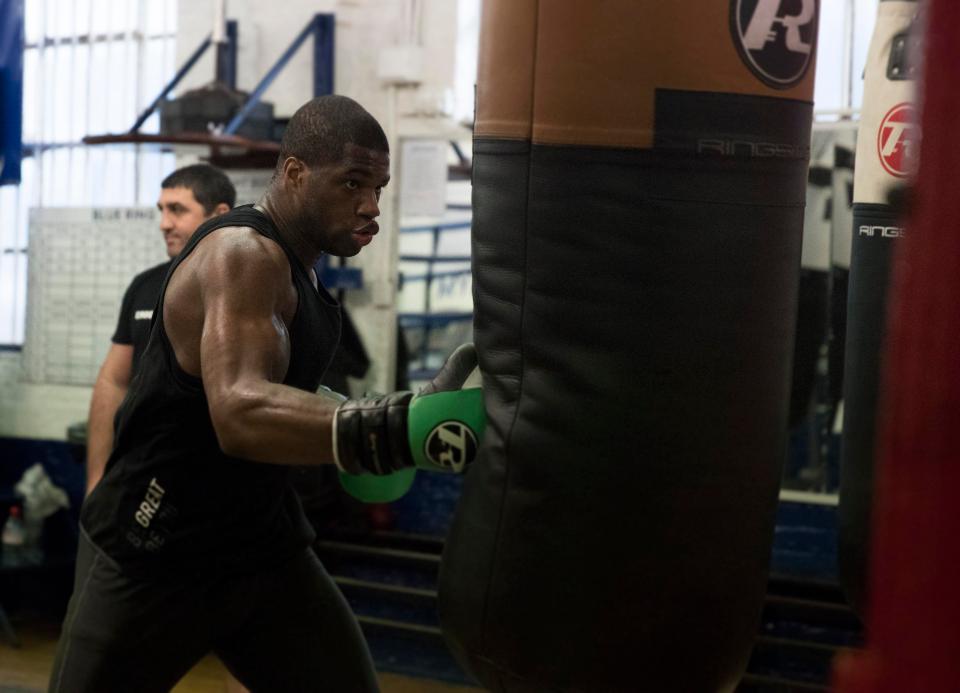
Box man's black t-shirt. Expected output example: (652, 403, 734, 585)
(82, 206, 342, 576)
(112, 261, 171, 374)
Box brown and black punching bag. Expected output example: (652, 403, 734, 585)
(838, 0, 918, 616)
(439, 2, 819, 691)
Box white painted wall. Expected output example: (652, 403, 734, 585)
(176, 0, 458, 122)
(0, 351, 91, 440)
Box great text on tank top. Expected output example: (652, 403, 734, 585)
(81, 205, 342, 576)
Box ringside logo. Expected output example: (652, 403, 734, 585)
(859, 225, 904, 239)
(425, 420, 478, 473)
(877, 103, 916, 178)
(731, 0, 818, 88)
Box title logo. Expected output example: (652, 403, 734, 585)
(732, 0, 818, 88)
(877, 103, 917, 178)
(134, 477, 166, 529)
(425, 421, 478, 473)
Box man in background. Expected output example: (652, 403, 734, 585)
(85, 164, 236, 494)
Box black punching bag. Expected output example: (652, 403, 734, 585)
(839, 0, 919, 616)
(439, 2, 819, 691)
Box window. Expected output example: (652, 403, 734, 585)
(813, 0, 878, 117)
(453, 0, 479, 126)
(0, 0, 178, 345)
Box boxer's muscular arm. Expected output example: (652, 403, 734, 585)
(191, 230, 339, 466)
(169, 227, 481, 475)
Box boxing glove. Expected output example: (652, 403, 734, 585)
(333, 344, 485, 476)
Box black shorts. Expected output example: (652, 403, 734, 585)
(48, 533, 379, 693)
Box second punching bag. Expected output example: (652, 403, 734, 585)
(839, 0, 919, 616)
(439, 2, 819, 691)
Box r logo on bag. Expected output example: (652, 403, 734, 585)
(425, 420, 478, 472)
(731, 0, 818, 88)
(877, 103, 917, 178)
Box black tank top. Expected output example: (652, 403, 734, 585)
(81, 205, 342, 575)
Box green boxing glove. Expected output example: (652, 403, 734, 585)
(333, 344, 485, 477)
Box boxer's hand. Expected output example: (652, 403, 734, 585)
(333, 344, 484, 475)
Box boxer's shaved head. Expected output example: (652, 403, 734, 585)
(275, 95, 389, 174)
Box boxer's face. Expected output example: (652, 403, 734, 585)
(301, 142, 390, 257)
(157, 187, 213, 258)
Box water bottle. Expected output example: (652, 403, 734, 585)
(2, 505, 26, 558)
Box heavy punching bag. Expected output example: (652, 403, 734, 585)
(438, 2, 819, 691)
(839, 0, 918, 616)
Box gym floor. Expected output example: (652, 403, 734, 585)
(0, 616, 483, 693)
